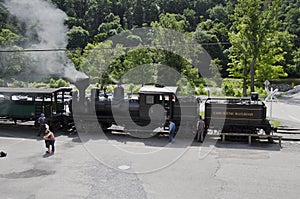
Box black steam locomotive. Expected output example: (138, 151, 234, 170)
(71, 79, 199, 135)
(67, 78, 276, 140)
(0, 77, 275, 142)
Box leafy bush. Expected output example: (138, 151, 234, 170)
(49, 78, 70, 88)
(209, 88, 224, 96)
(56, 79, 70, 87)
(107, 85, 114, 93)
(223, 84, 235, 96)
(11, 79, 26, 87)
(126, 83, 135, 94)
(222, 78, 242, 97)
(234, 90, 242, 97)
(195, 83, 208, 95)
(31, 82, 48, 88)
(133, 87, 140, 93)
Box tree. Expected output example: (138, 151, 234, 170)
(85, 0, 111, 37)
(183, 8, 197, 31)
(194, 0, 215, 19)
(142, 0, 160, 27)
(193, 19, 229, 76)
(193, 22, 224, 60)
(133, 0, 143, 27)
(151, 13, 188, 33)
(0, 28, 20, 46)
(228, 0, 289, 95)
(158, 0, 193, 14)
(0, 1, 8, 29)
(207, 4, 229, 24)
(67, 26, 90, 49)
(282, 0, 300, 77)
(151, 15, 204, 88)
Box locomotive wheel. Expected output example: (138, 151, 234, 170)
(100, 123, 111, 133)
(268, 137, 274, 143)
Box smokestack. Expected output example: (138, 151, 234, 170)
(74, 77, 90, 101)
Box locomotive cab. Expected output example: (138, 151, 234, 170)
(138, 85, 178, 128)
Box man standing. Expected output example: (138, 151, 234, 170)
(37, 113, 46, 136)
(196, 116, 205, 143)
(168, 120, 176, 142)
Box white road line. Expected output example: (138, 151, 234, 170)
(0, 136, 36, 141)
(0, 136, 67, 143)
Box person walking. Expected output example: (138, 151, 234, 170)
(43, 128, 55, 154)
(37, 113, 46, 136)
(168, 120, 176, 143)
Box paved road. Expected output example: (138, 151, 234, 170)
(1, 125, 300, 199)
(266, 90, 300, 128)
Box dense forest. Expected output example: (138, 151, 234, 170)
(0, 0, 299, 96)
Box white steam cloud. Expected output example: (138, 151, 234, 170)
(4, 0, 87, 83)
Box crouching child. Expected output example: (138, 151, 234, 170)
(43, 129, 55, 154)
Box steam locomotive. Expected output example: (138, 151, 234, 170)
(71, 78, 199, 135)
(0, 77, 275, 142)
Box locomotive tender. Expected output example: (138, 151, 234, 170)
(204, 93, 275, 137)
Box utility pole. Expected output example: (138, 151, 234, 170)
(265, 80, 278, 134)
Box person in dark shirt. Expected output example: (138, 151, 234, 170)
(37, 113, 46, 136)
(168, 120, 176, 143)
(196, 116, 205, 143)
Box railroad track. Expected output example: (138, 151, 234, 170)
(0, 122, 34, 128)
(281, 138, 300, 142)
(277, 128, 300, 134)
(275, 128, 300, 142)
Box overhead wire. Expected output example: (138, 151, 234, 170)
(0, 41, 238, 53)
(0, 37, 298, 53)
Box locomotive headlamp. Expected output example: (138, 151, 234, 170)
(251, 92, 259, 101)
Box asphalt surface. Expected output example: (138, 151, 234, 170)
(1, 124, 300, 199)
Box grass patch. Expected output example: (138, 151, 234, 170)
(270, 119, 280, 128)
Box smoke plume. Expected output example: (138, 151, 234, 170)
(3, 0, 87, 83)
